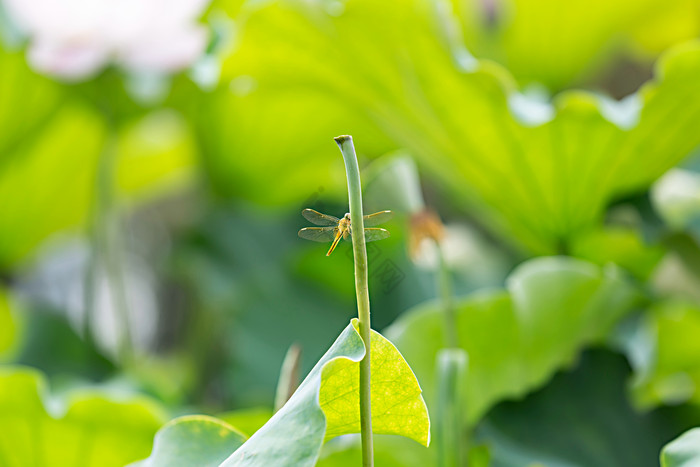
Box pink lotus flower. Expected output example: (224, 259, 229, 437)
(2, 0, 211, 80)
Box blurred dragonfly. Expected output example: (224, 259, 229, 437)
(298, 209, 392, 256)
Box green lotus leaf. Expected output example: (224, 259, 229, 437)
(616, 300, 700, 409)
(0, 101, 105, 268)
(0, 287, 16, 358)
(132, 415, 247, 467)
(661, 428, 700, 467)
(0, 48, 63, 157)
(222, 319, 429, 466)
(114, 110, 198, 202)
(217, 408, 273, 438)
(570, 227, 664, 280)
(317, 435, 434, 467)
(204, 0, 700, 253)
(0, 49, 198, 269)
(386, 256, 639, 424)
(652, 169, 700, 231)
(0, 366, 165, 467)
(480, 350, 695, 467)
(452, 0, 700, 89)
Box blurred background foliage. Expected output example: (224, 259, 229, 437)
(2, 0, 700, 465)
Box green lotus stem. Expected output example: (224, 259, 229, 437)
(85, 133, 133, 362)
(335, 135, 374, 467)
(437, 243, 458, 348)
(436, 349, 467, 467)
(436, 240, 462, 465)
(274, 343, 302, 412)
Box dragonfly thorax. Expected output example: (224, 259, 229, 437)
(339, 214, 352, 230)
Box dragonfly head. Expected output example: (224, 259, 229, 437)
(343, 213, 351, 221)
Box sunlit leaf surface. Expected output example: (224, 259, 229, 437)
(317, 435, 433, 467)
(320, 320, 429, 444)
(222, 319, 429, 466)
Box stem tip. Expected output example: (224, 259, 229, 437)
(334, 135, 353, 146)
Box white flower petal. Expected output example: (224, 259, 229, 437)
(3, 0, 212, 79)
(119, 26, 208, 73)
(28, 39, 109, 80)
(3, 0, 108, 40)
(152, 0, 210, 25)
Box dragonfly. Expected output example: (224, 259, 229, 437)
(298, 208, 393, 256)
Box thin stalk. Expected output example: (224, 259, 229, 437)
(85, 133, 133, 362)
(83, 81, 133, 362)
(274, 343, 302, 412)
(436, 349, 466, 467)
(435, 240, 464, 466)
(334, 135, 374, 467)
(436, 243, 457, 348)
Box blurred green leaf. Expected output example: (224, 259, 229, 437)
(0, 101, 198, 269)
(122, 354, 197, 407)
(651, 250, 700, 304)
(196, 78, 393, 207)
(652, 169, 700, 231)
(661, 427, 700, 467)
(12, 308, 115, 383)
(386, 256, 639, 424)
(618, 300, 700, 409)
(0, 48, 63, 157)
(115, 109, 198, 202)
(217, 407, 273, 438)
(0, 48, 198, 269)
(452, 0, 700, 89)
(0, 48, 102, 269)
(0, 102, 105, 268)
(0, 366, 165, 467)
(132, 415, 247, 467)
(478, 350, 698, 467)
(222, 319, 429, 466)
(570, 227, 664, 280)
(0, 288, 16, 358)
(363, 153, 426, 215)
(205, 0, 700, 254)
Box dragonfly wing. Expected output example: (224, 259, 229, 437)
(363, 210, 393, 227)
(364, 228, 391, 242)
(298, 227, 337, 242)
(302, 208, 339, 226)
